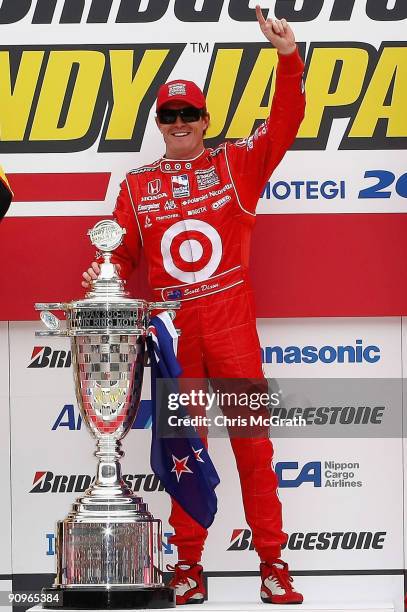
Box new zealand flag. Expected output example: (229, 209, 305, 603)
(147, 313, 219, 529)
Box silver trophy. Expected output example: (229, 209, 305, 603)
(36, 220, 179, 609)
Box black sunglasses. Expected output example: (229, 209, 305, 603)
(157, 106, 205, 124)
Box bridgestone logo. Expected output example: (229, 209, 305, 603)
(30, 471, 163, 493)
(227, 529, 386, 551)
(284, 531, 386, 550)
(270, 405, 384, 425)
(28, 346, 71, 368)
(30, 471, 94, 493)
(2, 1, 403, 24)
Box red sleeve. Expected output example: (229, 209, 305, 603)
(226, 47, 305, 215)
(108, 179, 142, 280)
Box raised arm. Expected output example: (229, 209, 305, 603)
(255, 5, 296, 56)
(225, 7, 305, 215)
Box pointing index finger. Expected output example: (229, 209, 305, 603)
(255, 4, 266, 27)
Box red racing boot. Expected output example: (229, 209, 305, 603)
(167, 562, 206, 605)
(260, 560, 303, 604)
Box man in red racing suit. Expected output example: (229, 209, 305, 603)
(83, 8, 305, 606)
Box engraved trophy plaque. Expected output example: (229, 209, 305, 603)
(36, 220, 178, 609)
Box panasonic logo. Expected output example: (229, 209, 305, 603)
(261, 340, 381, 364)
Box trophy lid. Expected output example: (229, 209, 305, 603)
(86, 220, 129, 300)
(88, 220, 126, 252)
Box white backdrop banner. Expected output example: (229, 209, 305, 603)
(0, 323, 12, 576)
(6, 317, 405, 611)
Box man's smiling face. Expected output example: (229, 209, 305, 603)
(156, 100, 209, 160)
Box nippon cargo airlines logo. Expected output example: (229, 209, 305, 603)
(261, 340, 380, 364)
(28, 346, 71, 368)
(227, 529, 386, 551)
(274, 461, 363, 489)
(222, 460, 362, 491)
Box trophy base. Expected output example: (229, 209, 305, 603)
(41, 585, 175, 609)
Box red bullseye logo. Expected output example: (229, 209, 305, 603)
(161, 220, 222, 282)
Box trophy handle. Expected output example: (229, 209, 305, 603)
(149, 301, 180, 311)
(35, 330, 68, 337)
(35, 305, 66, 335)
(148, 301, 180, 320)
(35, 302, 66, 310)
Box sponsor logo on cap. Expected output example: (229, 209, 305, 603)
(168, 83, 186, 97)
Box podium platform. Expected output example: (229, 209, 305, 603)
(178, 602, 394, 612)
(176, 604, 395, 612)
(31, 602, 395, 612)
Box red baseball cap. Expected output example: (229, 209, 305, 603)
(156, 79, 206, 111)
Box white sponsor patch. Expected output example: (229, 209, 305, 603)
(164, 199, 177, 210)
(141, 192, 167, 202)
(172, 174, 190, 198)
(138, 203, 160, 213)
(181, 193, 208, 206)
(148, 179, 161, 195)
(187, 206, 207, 216)
(212, 195, 231, 210)
(168, 82, 186, 97)
(208, 183, 232, 197)
(235, 136, 253, 150)
(157, 213, 181, 221)
(195, 166, 220, 190)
